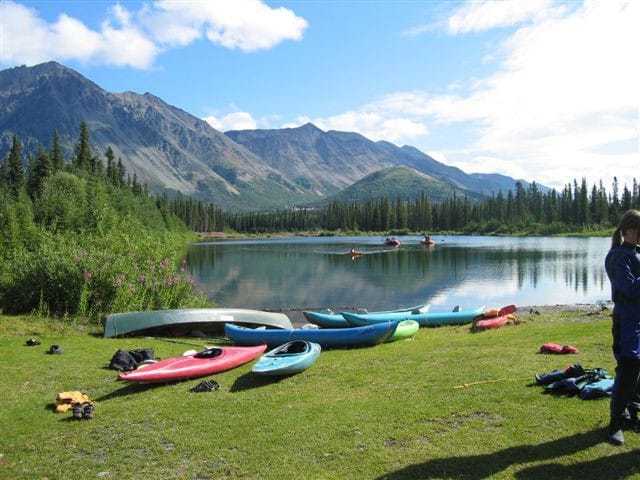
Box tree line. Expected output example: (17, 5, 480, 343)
(2, 123, 637, 237)
(179, 178, 639, 235)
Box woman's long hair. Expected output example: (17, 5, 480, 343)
(611, 209, 640, 247)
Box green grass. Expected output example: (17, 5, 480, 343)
(1, 308, 638, 479)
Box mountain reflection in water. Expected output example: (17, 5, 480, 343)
(184, 235, 610, 310)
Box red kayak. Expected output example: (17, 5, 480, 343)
(472, 305, 517, 330)
(118, 345, 267, 383)
(473, 314, 510, 330)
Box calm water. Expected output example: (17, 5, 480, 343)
(183, 235, 612, 311)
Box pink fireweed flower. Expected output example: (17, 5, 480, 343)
(137, 274, 145, 283)
(84, 271, 93, 282)
(114, 274, 126, 287)
(180, 259, 186, 273)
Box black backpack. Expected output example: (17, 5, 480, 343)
(108, 348, 155, 371)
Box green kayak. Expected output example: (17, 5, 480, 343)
(387, 320, 420, 342)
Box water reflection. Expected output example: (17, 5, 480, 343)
(184, 236, 611, 310)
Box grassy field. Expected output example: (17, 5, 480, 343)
(1, 307, 638, 479)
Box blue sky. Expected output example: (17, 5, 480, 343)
(1, 0, 638, 191)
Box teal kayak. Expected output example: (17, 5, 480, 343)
(342, 305, 486, 327)
(225, 321, 398, 348)
(252, 341, 321, 376)
(303, 303, 429, 328)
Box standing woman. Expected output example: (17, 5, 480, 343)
(604, 209, 640, 445)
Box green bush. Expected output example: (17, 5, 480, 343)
(0, 171, 210, 320)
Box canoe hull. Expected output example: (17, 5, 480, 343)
(118, 345, 267, 383)
(342, 306, 486, 327)
(104, 308, 293, 338)
(225, 321, 398, 348)
(252, 341, 321, 376)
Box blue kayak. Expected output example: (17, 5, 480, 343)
(225, 321, 399, 348)
(252, 341, 321, 376)
(303, 303, 430, 328)
(341, 305, 486, 327)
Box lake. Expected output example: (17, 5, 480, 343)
(183, 235, 612, 312)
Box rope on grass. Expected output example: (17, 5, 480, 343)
(453, 378, 516, 389)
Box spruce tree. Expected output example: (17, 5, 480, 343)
(72, 121, 92, 171)
(50, 129, 65, 172)
(7, 134, 24, 196)
(27, 146, 51, 200)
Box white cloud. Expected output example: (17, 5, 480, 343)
(204, 111, 257, 131)
(447, 0, 562, 34)
(0, 1, 158, 68)
(311, 1, 639, 190)
(0, 0, 307, 68)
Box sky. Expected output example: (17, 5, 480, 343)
(1, 0, 638, 192)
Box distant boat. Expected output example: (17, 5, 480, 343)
(384, 237, 401, 246)
(420, 237, 436, 246)
(103, 308, 293, 338)
(252, 341, 321, 376)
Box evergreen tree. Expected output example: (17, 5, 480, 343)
(27, 146, 52, 200)
(72, 121, 92, 171)
(117, 158, 126, 187)
(50, 129, 65, 172)
(6, 134, 24, 196)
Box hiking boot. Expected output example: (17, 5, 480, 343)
(608, 419, 625, 445)
(72, 403, 84, 420)
(82, 403, 94, 420)
(47, 344, 64, 354)
(623, 409, 639, 431)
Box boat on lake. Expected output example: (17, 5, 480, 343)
(103, 308, 293, 338)
(225, 321, 399, 348)
(252, 341, 321, 376)
(384, 237, 401, 246)
(341, 305, 486, 327)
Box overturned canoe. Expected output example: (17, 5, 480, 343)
(303, 303, 429, 329)
(118, 345, 267, 383)
(225, 321, 398, 348)
(341, 305, 486, 327)
(252, 341, 321, 376)
(103, 308, 293, 338)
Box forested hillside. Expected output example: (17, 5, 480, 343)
(172, 178, 640, 235)
(0, 123, 209, 319)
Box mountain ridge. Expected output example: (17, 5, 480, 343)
(1, 61, 535, 210)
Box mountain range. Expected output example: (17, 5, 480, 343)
(0, 61, 532, 210)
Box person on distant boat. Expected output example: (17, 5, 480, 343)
(604, 209, 640, 446)
(421, 233, 435, 246)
